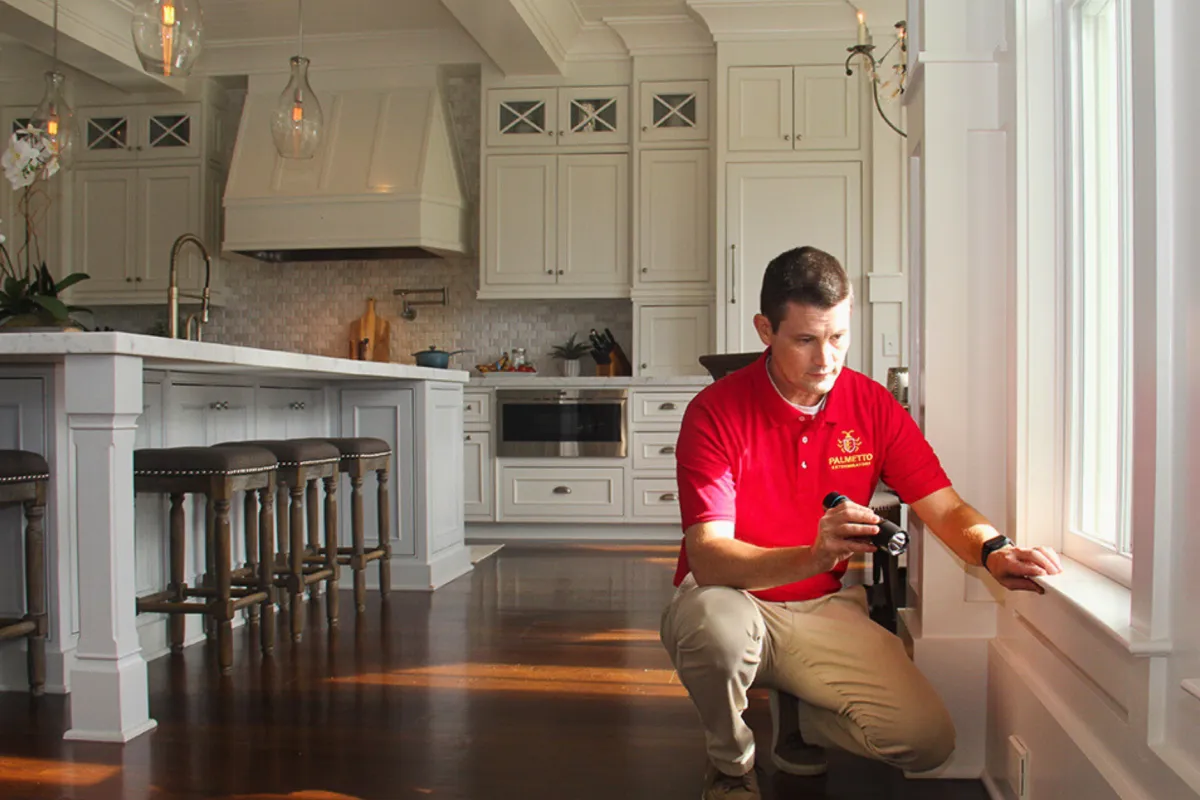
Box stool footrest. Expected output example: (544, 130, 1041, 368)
(230, 592, 269, 612)
(0, 620, 36, 640)
(299, 568, 334, 587)
(137, 599, 209, 615)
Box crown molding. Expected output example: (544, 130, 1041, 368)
(603, 14, 714, 55)
(567, 20, 631, 61)
(686, 0, 856, 41)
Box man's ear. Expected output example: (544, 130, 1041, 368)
(753, 314, 773, 346)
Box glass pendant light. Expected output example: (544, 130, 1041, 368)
(271, 0, 323, 159)
(29, 0, 77, 170)
(131, 0, 204, 78)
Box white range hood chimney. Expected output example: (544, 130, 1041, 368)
(223, 68, 467, 262)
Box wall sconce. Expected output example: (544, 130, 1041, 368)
(845, 11, 908, 137)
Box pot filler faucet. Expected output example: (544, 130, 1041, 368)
(167, 233, 212, 340)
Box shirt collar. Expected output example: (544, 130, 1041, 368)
(753, 348, 846, 427)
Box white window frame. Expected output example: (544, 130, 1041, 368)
(1060, 0, 1135, 587)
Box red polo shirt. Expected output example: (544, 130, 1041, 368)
(674, 351, 951, 602)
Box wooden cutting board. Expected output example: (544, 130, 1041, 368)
(348, 298, 391, 362)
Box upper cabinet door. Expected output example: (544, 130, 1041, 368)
(139, 104, 202, 160)
(793, 66, 861, 150)
(728, 67, 793, 151)
(137, 165, 201, 291)
(487, 88, 558, 148)
(557, 153, 629, 289)
(71, 167, 138, 294)
(638, 149, 710, 286)
(639, 80, 708, 143)
(78, 106, 135, 162)
(484, 155, 557, 286)
(557, 86, 629, 146)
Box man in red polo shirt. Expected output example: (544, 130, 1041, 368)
(661, 246, 1062, 800)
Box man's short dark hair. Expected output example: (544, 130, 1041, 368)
(759, 246, 851, 331)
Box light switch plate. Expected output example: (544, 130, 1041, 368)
(882, 332, 899, 357)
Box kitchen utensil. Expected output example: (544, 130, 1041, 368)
(412, 346, 472, 369)
(348, 298, 391, 362)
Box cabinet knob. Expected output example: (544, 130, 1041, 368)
(546, 269, 554, 274)
(547, 131, 554, 137)
(136, 145, 143, 151)
(659, 445, 676, 455)
(558, 130, 564, 136)
(209, 401, 229, 411)
(464, 434, 472, 441)
(659, 492, 678, 502)
(135, 276, 142, 282)
(552, 485, 572, 495)
(659, 402, 677, 411)
(783, 134, 790, 141)
(125, 277, 133, 283)
(641, 363, 647, 370)
(557, 269, 564, 275)
(641, 267, 648, 273)
(641, 125, 648, 132)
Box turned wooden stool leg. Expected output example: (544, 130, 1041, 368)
(243, 489, 260, 624)
(305, 480, 320, 598)
(23, 496, 46, 696)
(376, 466, 391, 598)
(275, 484, 290, 609)
(350, 472, 366, 613)
(213, 497, 234, 675)
(168, 492, 188, 654)
(288, 483, 306, 642)
(258, 486, 276, 655)
(322, 475, 339, 626)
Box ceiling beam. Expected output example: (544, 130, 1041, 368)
(438, 0, 584, 76)
(0, 0, 178, 92)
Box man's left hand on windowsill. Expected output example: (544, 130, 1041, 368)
(986, 545, 1063, 594)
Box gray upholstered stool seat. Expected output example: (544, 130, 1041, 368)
(218, 439, 341, 641)
(134, 444, 279, 674)
(322, 437, 392, 611)
(0, 450, 49, 695)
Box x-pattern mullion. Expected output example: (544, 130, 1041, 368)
(149, 115, 190, 148)
(571, 97, 616, 133)
(653, 94, 697, 128)
(88, 117, 128, 149)
(499, 101, 546, 135)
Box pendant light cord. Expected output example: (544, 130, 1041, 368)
(52, 0, 59, 66)
(297, 0, 304, 56)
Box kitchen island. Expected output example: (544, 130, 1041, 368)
(0, 332, 470, 744)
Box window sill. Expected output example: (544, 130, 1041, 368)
(1032, 558, 1171, 656)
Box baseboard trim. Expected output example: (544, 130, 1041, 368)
(981, 772, 1006, 800)
(466, 522, 679, 543)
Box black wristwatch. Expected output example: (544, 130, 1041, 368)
(980, 535, 1013, 570)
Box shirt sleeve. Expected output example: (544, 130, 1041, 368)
(878, 393, 952, 505)
(675, 400, 738, 530)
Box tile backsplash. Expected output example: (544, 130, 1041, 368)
(89, 69, 633, 374)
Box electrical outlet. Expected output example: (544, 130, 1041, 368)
(1006, 735, 1030, 800)
(882, 332, 899, 357)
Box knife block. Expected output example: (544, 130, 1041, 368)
(595, 344, 632, 377)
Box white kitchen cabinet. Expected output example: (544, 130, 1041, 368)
(635, 305, 712, 377)
(639, 80, 709, 143)
(724, 161, 863, 363)
(631, 477, 681, 520)
(78, 103, 203, 163)
(499, 466, 625, 520)
(637, 149, 710, 287)
(631, 431, 680, 471)
(632, 390, 697, 426)
(254, 387, 324, 440)
(728, 66, 860, 151)
(482, 154, 629, 299)
(463, 430, 493, 521)
(71, 164, 224, 306)
(168, 384, 255, 447)
(487, 86, 628, 148)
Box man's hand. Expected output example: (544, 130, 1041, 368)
(813, 499, 880, 571)
(985, 545, 1063, 593)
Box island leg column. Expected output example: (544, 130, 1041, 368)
(62, 354, 157, 743)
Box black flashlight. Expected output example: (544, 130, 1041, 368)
(822, 492, 909, 556)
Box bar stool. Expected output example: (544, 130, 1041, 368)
(0, 450, 49, 696)
(133, 445, 277, 674)
(323, 438, 392, 612)
(219, 439, 340, 642)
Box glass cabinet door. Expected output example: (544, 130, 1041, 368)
(639, 80, 708, 142)
(78, 107, 134, 161)
(487, 88, 558, 147)
(557, 86, 628, 146)
(139, 105, 201, 160)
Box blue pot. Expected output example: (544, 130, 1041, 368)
(412, 346, 469, 369)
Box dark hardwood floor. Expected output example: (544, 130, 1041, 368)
(0, 544, 989, 800)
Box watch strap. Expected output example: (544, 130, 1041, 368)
(980, 535, 1013, 570)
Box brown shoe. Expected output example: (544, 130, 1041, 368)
(768, 689, 828, 776)
(702, 764, 760, 800)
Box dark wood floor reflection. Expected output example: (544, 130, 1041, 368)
(0, 544, 988, 800)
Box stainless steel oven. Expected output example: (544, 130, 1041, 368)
(496, 388, 627, 457)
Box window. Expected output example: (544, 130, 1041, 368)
(1064, 0, 1133, 584)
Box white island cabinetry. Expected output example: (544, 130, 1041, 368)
(0, 333, 470, 745)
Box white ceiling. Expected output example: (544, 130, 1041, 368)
(199, 0, 694, 42)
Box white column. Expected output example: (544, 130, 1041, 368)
(62, 354, 157, 743)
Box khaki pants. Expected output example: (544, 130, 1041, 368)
(660, 576, 955, 776)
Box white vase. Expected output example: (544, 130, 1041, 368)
(562, 359, 581, 377)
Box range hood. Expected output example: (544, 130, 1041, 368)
(223, 73, 467, 262)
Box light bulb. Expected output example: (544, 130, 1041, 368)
(131, 0, 203, 78)
(30, 71, 76, 171)
(271, 56, 323, 159)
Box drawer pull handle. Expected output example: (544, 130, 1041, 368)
(552, 485, 572, 495)
(659, 446, 676, 455)
(209, 401, 228, 411)
(659, 402, 677, 411)
(659, 492, 678, 502)
(289, 401, 306, 410)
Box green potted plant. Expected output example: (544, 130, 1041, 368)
(550, 332, 591, 377)
(0, 126, 90, 330)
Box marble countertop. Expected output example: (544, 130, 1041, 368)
(0, 332, 469, 383)
(467, 373, 712, 389)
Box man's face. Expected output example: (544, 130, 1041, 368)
(754, 299, 852, 405)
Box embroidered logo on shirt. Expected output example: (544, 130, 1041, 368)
(830, 430, 873, 470)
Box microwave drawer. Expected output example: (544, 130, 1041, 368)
(632, 431, 680, 471)
(632, 391, 697, 425)
(499, 467, 625, 519)
(632, 477, 681, 520)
